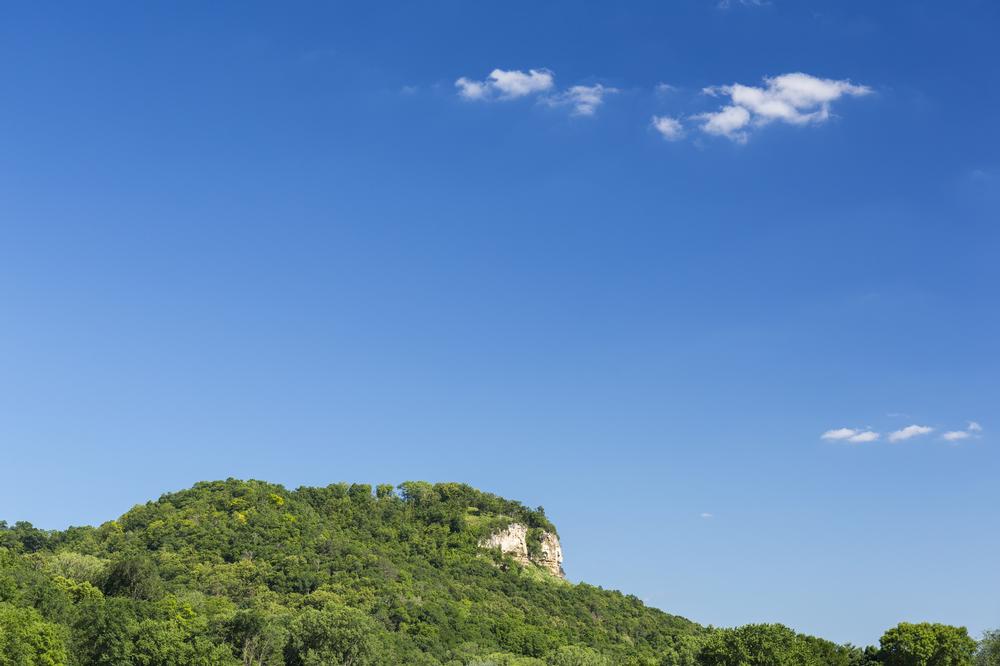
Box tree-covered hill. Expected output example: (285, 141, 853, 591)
(0, 479, 986, 665)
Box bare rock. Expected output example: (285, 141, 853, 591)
(480, 523, 565, 578)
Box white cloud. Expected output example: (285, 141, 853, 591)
(455, 68, 555, 102)
(547, 84, 617, 116)
(655, 82, 677, 95)
(888, 424, 933, 443)
(718, 0, 768, 8)
(456, 69, 617, 117)
(455, 77, 490, 100)
(821, 428, 857, 441)
(696, 105, 752, 143)
(490, 68, 555, 98)
(652, 115, 685, 141)
(697, 72, 871, 141)
(824, 420, 979, 446)
(943, 421, 983, 442)
(700, 512, 714, 519)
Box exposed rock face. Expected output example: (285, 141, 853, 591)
(535, 531, 564, 577)
(480, 523, 565, 578)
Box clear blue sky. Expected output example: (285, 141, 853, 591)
(1, 0, 997, 647)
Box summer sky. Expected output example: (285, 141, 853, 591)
(1, 1, 997, 646)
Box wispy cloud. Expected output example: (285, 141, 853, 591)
(455, 68, 617, 117)
(888, 424, 933, 443)
(821, 428, 879, 443)
(700, 512, 714, 519)
(455, 68, 555, 101)
(652, 115, 685, 141)
(717, 0, 769, 8)
(546, 84, 618, 116)
(825, 420, 982, 446)
(696, 72, 872, 142)
(942, 421, 983, 442)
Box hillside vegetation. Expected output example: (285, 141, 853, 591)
(0, 479, 987, 665)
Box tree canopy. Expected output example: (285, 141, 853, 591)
(0, 479, 986, 665)
(878, 623, 977, 666)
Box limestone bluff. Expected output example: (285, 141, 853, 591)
(480, 522, 565, 578)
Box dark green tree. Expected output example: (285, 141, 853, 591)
(101, 555, 163, 601)
(285, 603, 383, 666)
(227, 606, 288, 666)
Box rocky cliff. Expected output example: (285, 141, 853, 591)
(480, 523, 565, 578)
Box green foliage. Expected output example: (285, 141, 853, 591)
(285, 603, 383, 665)
(0, 602, 69, 666)
(41, 552, 106, 586)
(976, 629, 1000, 666)
(0, 480, 976, 665)
(546, 645, 612, 665)
(697, 623, 860, 666)
(1, 479, 699, 664)
(100, 556, 164, 601)
(225, 604, 288, 665)
(878, 623, 977, 666)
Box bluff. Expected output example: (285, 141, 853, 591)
(0, 478, 705, 665)
(480, 523, 564, 578)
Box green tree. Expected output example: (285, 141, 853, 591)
(227, 606, 288, 666)
(1, 478, 711, 664)
(0, 602, 69, 666)
(975, 629, 1000, 666)
(285, 604, 382, 666)
(101, 556, 164, 601)
(697, 623, 824, 666)
(130, 616, 237, 666)
(70, 597, 137, 666)
(878, 623, 976, 666)
(699, 624, 791, 665)
(547, 644, 611, 665)
(42, 551, 106, 585)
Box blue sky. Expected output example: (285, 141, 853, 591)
(1, 0, 998, 647)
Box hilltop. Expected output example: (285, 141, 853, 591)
(1, 479, 705, 664)
(0, 479, 977, 665)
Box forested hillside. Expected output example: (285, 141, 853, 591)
(0, 480, 987, 665)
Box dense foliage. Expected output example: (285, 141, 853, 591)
(0, 479, 985, 665)
(976, 629, 1000, 666)
(877, 623, 978, 666)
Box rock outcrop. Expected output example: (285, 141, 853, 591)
(480, 523, 565, 578)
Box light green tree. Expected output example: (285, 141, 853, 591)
(0, 602, 69, 666)
(878, 622, 976, 666)
(547, 645, 611, 665)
